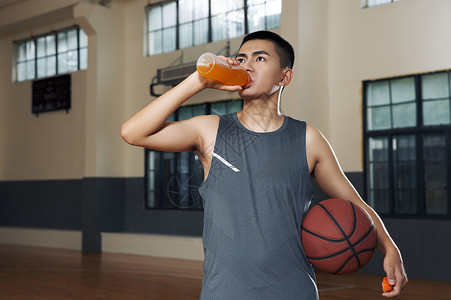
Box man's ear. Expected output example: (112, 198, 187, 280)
(279, 68, 293, 86)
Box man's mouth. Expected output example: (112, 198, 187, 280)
(243, 78, 253, 89)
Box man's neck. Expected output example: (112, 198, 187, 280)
(237, 99, 284, 133)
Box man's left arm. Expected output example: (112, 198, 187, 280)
(305, 124, 408, 297)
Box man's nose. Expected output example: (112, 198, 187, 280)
(241, 60, 253, 72)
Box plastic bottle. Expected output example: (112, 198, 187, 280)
(196, 52, 250, 87)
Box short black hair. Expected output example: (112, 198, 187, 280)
(240, 31, 295, 69)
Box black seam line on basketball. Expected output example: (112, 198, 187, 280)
(305, 238, 376, 260)
(302, 223, 375, 250)
(305, 224, 375, 264)
(306, 247, 376, 261)
(353, 224, 375, 250)
(317, 201, 361, 268)
(332, 248, 376, 275)
(301, 227, 349, 243)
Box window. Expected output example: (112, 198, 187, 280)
(145, 100, 243, 209)
(15, 27, 87, 82)
(361, 0, 401, 8)
(179, 0, 210, 48)
(210, 1, 247, 42)
(363, 72, 451, 218)
(146, 0, 281, 56)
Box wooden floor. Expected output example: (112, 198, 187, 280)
(1, 244, 450, 299)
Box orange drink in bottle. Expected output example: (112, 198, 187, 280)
(196, 52, 250, 87)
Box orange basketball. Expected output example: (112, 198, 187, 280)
(301, 198, 377, 275)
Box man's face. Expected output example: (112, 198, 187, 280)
(235, 39, 285, 99)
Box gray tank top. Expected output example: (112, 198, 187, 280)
(199, 113, 318, 300)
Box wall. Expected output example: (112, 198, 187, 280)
(328, 0, 451, 171)
(283, 0, 330, 135)
(0, 0, 127, 251)
(0, 6, 85, 181)
(0, 1, 90, 250)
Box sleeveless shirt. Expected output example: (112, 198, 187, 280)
(198, 113, 318, 300)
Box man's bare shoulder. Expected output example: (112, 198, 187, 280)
(188, 114, 220, 134)
(305, 123, 333, 173)
(305, 123, 324, 146)
(190, 114, 220, 126)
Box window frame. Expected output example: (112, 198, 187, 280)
(14, 26, 87, 82)
(363, 71, 451, 219)
(361, 0, 401, 9)
(146, 0, 281, 56)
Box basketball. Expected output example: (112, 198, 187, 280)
(301, 198, 377, 275)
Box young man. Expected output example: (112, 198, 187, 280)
(121, 31, 408, 299)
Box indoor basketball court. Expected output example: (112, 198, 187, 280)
(1, 0, 451, 299)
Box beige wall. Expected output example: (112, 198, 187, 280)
(328, 0, 451, 172)
(0, 2, 86, 180)
(283, 0, 330, 134)
(0, 0, 127, 180)
(1, 0, 451, 181)
(74, 2, 127, 178)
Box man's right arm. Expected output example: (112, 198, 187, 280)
(120, 70, 241, 153)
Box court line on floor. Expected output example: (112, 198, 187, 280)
(317, 281, 355, 292)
